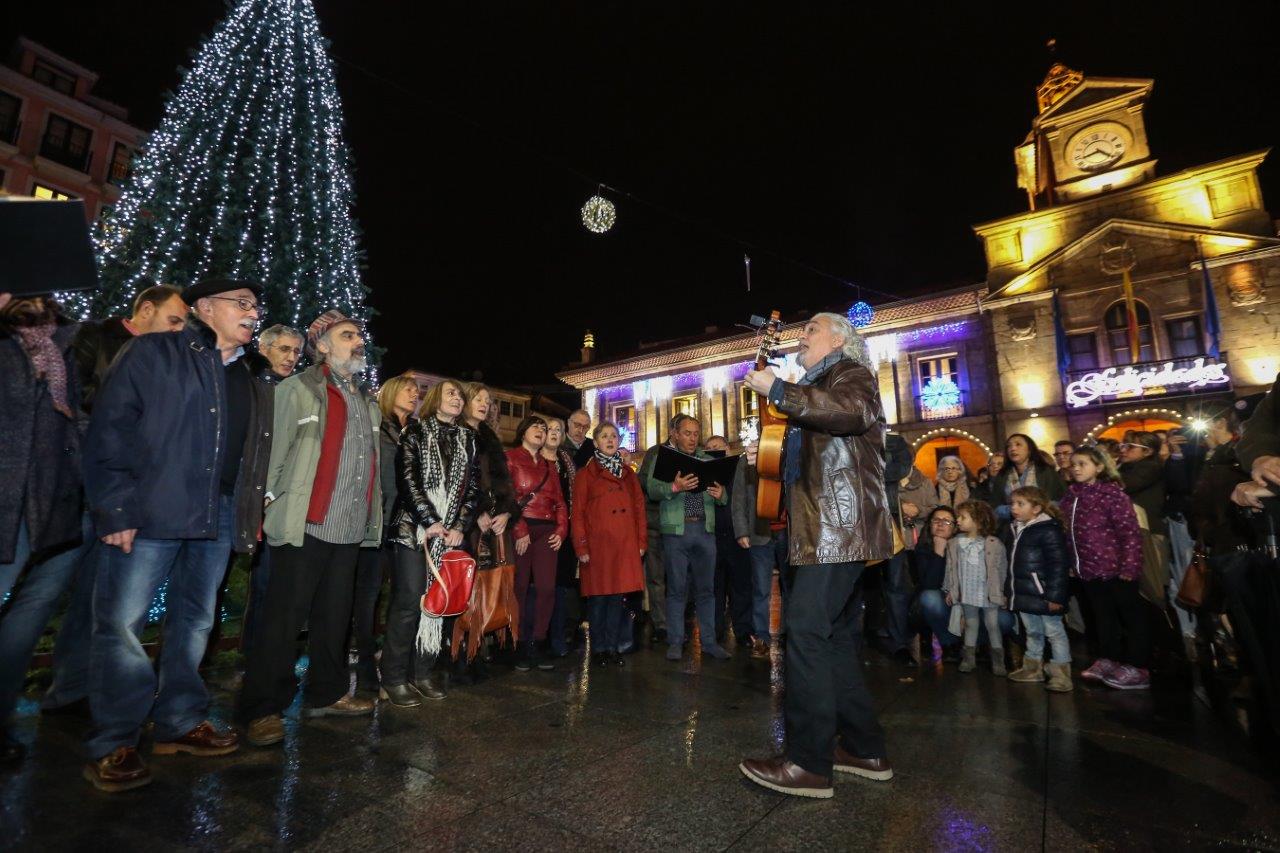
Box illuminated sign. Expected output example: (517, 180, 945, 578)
(1065, 358, 1230, 408)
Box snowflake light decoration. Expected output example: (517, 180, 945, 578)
(920, 376, 961, 413)
(581, 194, 616, 234)
(848, 301, 874, 328)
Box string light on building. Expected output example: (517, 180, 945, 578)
(701, 365, 731, 393)
(650, 375, 673, 402)
(583, 387, 599, 420)
(910, 427, 993, 456)
(581, 193, 617, 234)
(847, 300, 874, 328)
(920, 376, 962, 416)
(1083, 407, 1185, 442)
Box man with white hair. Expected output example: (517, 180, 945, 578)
(82, 278, 274, 791)
(239, 309, 380, 748)
(738, 311, 895, 799)
(256, 323, 304, 381)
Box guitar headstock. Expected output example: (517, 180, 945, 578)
(753, 310, 783, 371)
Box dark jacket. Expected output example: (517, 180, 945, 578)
(1238, 374, 1280, 475)
(775, 357, 894, 565)
(570, 437, 596, 470)
(731, 455, 772, 546)
(911, 536, 948, 591)
(1190, 441, 1253, 552)
(0, 322, 84, 563)
(390, 416, 480, 550)
(882, 432, 913, 507)
(1005, 515, 1070, 615)
(379, 416, 406, 533)
(552, 447, 580, 586)
(466, 421, 522, 564)
(1121, 457, 1167, 537)
(83, 319, 273, 554)
(71, 316, 134, 415)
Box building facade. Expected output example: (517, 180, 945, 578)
(0, 38, 146, 220)
(557, 63, 1280, 479)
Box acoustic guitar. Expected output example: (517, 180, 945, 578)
(753, 311, 787, 520)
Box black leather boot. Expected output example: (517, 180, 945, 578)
(414, 673, 447, 700)
(378, 682, 421, 708)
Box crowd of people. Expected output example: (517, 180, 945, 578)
(2, 278, 1279, 799)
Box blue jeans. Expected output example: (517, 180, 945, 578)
(1019, 612, 1071, 664)
(586, 594, 629, 653)
(239, 544, 273, 656)
(40, 514, 102, 710)
(662, 523, 717, 648)
(915, 589, 1016, 647)
(1166, 517, 1197, 638)
(0, 516, 93, 723)
(86, 495, 234, 758)
(746, 543, 774, 642)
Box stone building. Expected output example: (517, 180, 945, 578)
(557, 63, 1280, 479)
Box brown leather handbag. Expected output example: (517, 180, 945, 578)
(451, 532, 520, 662)
(1175, 545, 1212, 610)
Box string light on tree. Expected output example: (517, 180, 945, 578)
(63, 0, 372, 367)
(581, 192, 617, 234)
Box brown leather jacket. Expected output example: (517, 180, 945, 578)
(776, 358, 894, 565)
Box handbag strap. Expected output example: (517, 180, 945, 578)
(423, 547, 447, 611)
(518, 462, 552, 509)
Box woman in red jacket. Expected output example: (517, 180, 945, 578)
(572, 422, 646, 667)
(505, 416, 568, 672)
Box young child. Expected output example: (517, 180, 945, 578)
(1004, 486, 1073, 692)
(1060, 446, 1149, 690)
(943, 500, 1008, 675)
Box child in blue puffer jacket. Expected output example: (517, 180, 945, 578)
(1003, 486, 1073, 692)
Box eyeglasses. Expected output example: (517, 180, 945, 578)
(207, 295, 261, 313)
(1119, 443, 1149, 451)
(932, 518, 957, 527)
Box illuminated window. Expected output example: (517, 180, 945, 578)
(1166, 317, 1202, 359)
(1104, 300, 1154, 365)
(671, 393, 699, 422)
(1066, 333, 1099, 371)
(612, 404, 637, 451)
(32, 60, 76, 95)
(108, 142, 132, 185)
(0, 90, 19, 144)
(917, 354, 958, 389)
(916, 354, 962, 420)
(32, 183, 75, 200)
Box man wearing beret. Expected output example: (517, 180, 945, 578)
(82, 278, 274, 792)
(239, 310, 380, 747)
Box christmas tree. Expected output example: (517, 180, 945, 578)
(66, 0, 368, 335)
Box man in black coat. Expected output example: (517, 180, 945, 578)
(82, 279, 273, 793)
(0, 294, 93, 766)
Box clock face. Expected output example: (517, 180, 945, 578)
(1069, 124, 1128, 172)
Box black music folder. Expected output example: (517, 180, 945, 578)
(0, 199, 99, 296)
(651, 445, 740, 493)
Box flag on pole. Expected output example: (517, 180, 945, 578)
(1122, 266, 1141, 363)
(1198, 247, 1222, 359)
(1052, 289, 1071, 381)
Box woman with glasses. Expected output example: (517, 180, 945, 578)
(909, 507, 960, 662)
(1118, 431, 1167, 537)
(933, 455, 971, 510)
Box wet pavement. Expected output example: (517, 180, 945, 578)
(3, 639, 1278, 851)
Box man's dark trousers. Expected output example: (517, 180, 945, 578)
(785, 560, 886, 777)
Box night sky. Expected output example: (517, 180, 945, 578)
(5, 2, 1279, 390)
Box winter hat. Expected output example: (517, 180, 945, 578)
(183, 277, 262, 302)
(306, 309, 360, 356)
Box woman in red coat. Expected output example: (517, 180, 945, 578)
(572, 422, 646, 667)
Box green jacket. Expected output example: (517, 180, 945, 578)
(637, 443, 729, 536)
(263, 364, 382, 548)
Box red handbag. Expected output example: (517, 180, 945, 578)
(421, 548, 477, 618)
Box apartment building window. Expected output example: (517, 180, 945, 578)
(32, 60, 76, 95)
(512, 401, 525, 418)
(738, 383, 759, 420)
(916, 353, 963, 420)
(671, 393, 699, 422)
(41, 114, 93, 172)
(1166, 317, 1203, 359)
(1066, 332, 1099, 371)
(0, 91, 19, 144)
(499, 400, 511, 417)
(108, 142, 132, 185)
(32, 183, 75, 200)
(1104, 300, 1155, 365)
(612, 404, 637, 451)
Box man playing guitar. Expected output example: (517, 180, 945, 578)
(739, 311, 895, 799)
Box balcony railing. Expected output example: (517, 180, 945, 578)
(39, 136, 91, 173)
(1063, 351, 1231, 409)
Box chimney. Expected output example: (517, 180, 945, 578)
(580, 330, 595, 364)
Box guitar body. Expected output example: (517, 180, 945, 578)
(752, 313, 788, 521)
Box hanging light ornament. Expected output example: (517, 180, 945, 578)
(581, 190, 616, 234)
(848, 300, 874, 328)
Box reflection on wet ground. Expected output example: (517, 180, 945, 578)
(3, 636, 1278, 851)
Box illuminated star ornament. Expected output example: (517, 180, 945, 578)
(848, 300, 874, 328)
(920, 376, 961, 412)
(581, 193, 617, 234)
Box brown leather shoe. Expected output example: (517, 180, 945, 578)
(739, 757, 833, 799)
(833, 743, 894, 780)
(246, 715, 285, 747)
(750, 638, 770, 660)
(303, 693, 375, 718)
(153, 721, 239, 756)
(83, 747, 152, 792)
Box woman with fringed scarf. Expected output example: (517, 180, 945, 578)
(382, 379, 480, 707)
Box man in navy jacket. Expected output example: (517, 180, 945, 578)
(82, 278, 273, 792)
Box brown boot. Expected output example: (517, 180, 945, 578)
(1007, 657, 1044, 683)
(303, 693, 375, 718)
(246, 714, 285, 747)
(750, 638, 770, 660)
(83, 747, 152, 792)
(833, 743, 894, 781)
(1045, 662, 1074, 693)
(958, 646, 977, 673)
(153, 721, 239, 756)
(989, 647, 1008, 677)
(739, 757, 833, 798)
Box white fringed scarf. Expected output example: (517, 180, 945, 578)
(413, 416, 474, 659)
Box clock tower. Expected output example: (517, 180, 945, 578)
(1014, 62, 1157, 208)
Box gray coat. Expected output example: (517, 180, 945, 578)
(730, 455, 772, 546)
(0, 323, 83, 563)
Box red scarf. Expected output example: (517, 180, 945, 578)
(305, 367, 376, 525)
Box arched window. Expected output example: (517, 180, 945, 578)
(1104, 300, 1154, 365)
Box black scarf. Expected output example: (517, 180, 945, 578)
(595, 449, 624, 478)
